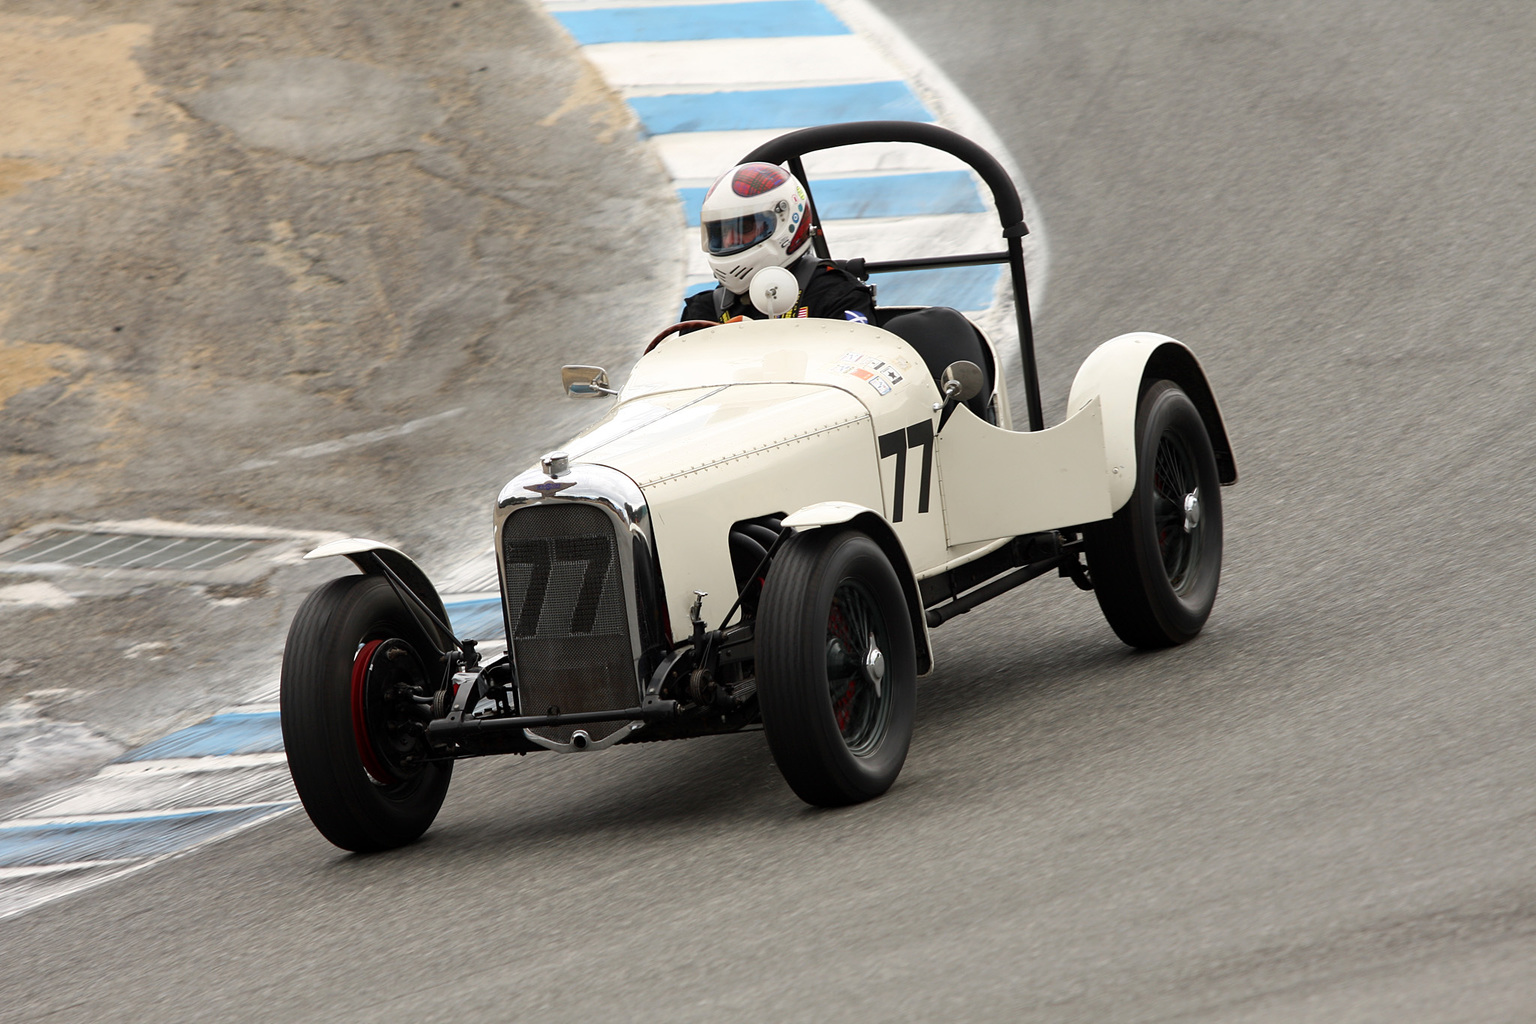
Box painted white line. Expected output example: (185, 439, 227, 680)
(4, 801, 297, 830)
(586, 36, 900, 93)
(95, 752, 290, 776)
(0, 863, 146, 920)
(0, 803, 294, 921)
(440, 591, 502, 604)
(0, 860, 137, 881)
(236, 407, 466, 471)
(211, 702, 281, 716)
(18, 765, 295, 819)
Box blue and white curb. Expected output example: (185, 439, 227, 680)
(0, 0, 1043, 920)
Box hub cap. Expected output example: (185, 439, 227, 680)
(863, 636, 886, 699)
(825, 580, 893, 755)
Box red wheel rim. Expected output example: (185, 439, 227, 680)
(350, 639, 398, 785)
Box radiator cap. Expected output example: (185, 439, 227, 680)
(541, 451, 570, 478)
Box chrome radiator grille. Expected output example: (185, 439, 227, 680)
(501, 503, 637, 742)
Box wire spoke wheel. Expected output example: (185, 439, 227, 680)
(825, 580, 893, 755)
(1083, 379, 1224, 648)
(1150, 431, 1204, 592)
(757, 529, 916, 807)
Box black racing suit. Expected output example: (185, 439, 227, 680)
(681, 258, 876, 329)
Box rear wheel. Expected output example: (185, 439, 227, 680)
(756, 529, 916, 806)
(281, 574, 452, 851)
(1083, 379, 1223, 648)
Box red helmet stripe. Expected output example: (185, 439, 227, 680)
(786, 213, 811, 254)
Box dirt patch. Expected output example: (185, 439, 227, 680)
(0, 159, 57, 200)
(0, 339, 85, 408)
(185, 56, 447, 163)
(538, 59, 634, 144)
(0, 16, 171, 165)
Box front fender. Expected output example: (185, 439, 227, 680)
(303, 538, 452, 633)
(1066, 333, 1237, 512)
(781, 503, 933, 675)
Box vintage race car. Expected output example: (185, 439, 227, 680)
(280, 122, 1237, 852)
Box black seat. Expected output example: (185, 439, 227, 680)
(878, 306, 996, 420)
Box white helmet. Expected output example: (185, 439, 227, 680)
(700, 162, 813, 294)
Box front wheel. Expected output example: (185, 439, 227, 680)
(281, 573, 452, 852)
(756, 529, 917, 807)
(1083, 379, 1223, 648)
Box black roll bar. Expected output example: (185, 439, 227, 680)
(742, 121, 1043, 431)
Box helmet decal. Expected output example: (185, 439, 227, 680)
(732, 163, 789, 197)
(785, 213, 811, 254)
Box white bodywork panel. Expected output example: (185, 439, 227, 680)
(1066, 331, 1183, 511)
(625, 317, 933, 406)
(594, 319, 962, 630)
(576, 379, 886, 633)
(935, 397, 1114, 546)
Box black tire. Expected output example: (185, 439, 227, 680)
(281, 573, 452, 852)
(756, 529, 917, 807)
(1083, 379, 1223, 648)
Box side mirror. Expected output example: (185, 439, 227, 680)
(940, 360, 985, 403)
(562, 365, 616, 398)
(749, 265, 800, 318)
(934, 360, 986, 432)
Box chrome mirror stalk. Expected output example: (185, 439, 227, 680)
(562, 364, 617, 398)
(935, 359, 986, 431)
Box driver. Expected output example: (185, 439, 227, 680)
(680, 162, 875, 329)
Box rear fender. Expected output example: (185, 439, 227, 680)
(304, 538, 453, 637)
(781, 502, 934, 675)
(1066, 333, 1238, 512)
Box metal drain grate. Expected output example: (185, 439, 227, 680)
(0, 531, 278, 571)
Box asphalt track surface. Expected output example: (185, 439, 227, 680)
(5, 1, 1536, 1020)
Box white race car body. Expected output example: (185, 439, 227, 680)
(505, 317, 1128, 654)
